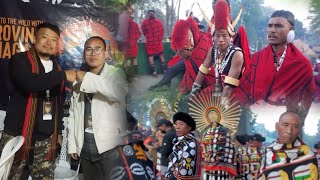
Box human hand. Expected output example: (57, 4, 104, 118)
(70, 153, 79, 160)
(76, 70, 86, 83)
(64, 70, 76, 82)
(190, 82, 201, 96)
(57, 135, 62, 146)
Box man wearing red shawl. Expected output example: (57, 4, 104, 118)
(124, 14, 141, 78)
(238, 10, 315, 121)
(141, 10, 166, 77)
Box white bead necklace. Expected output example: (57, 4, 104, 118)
(214, 44, 232, 74)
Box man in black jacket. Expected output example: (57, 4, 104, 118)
(0, 22, 76, 180)
(156, 118, 176, 176)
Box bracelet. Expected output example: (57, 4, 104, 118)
(224, 76, 239, 87)
(199, 64, 211, 75)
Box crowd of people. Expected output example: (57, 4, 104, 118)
(0, 0, 319, 179)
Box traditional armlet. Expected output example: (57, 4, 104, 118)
(199, 64, 211, 75)
(224, 76, 239, 87)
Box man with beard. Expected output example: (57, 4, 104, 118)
(155, 119, 176, 176)
(0, 22, 76, 179)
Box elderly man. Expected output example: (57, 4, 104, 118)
(164, 112, 202, 180)
(258, 112, 318, 179)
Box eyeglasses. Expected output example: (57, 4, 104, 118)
(84, 47, 105, 55)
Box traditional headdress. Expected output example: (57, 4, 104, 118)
(171, 17, 199, 51)
(205, 0, 242, 36)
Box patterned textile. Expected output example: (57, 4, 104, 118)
(165, 132, 202, 180)
(124, 18, 141, 58)
(258, 138, 318, 180)
(141, 18, 164, 56)
(202, 124, 237, 179)
(0, 133, 55, 180)
(180, 33, 213, 93)
(238, 44, 315, 106)
(238, 145, 264, 180)
(109, 143, 156, 180)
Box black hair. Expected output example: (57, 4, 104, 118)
(271, 10, 295, 26)
(84, 36, 106, 50)
(35, 22, 60, 36)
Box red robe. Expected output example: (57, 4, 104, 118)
(124, 18, 141, 58)
(180, 33, 214, 93)
(241, 44, 315, 106)
(141, 18, 164, 56)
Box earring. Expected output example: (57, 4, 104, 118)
(287, 30, 295, 43)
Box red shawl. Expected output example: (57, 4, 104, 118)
(251, 44, 315, 106)
(180, 33, 214, 93)
(141, 18, 164, 56)
(124, 19, 141, 58)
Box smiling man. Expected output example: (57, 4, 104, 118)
(258, 111, 318, 179)
(243, 10, 315, 121)
(0, 22, 76, 179)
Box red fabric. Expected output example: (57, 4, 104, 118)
(232, 26, 252, 105)
(124, 18, 141, 58)
(180, 34, 214, 93)
(171, 17, 199, 51)
(250, 44, 315, 105)
(214, 0, 231, 31)
(141, 18, 164, 56)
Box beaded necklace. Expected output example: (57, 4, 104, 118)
(214, 44, 233, 74)
(273, 45, 287, 72)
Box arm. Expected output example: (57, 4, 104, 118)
(67, 88, 77, 155)
(190, 47, 213, 95)
(80, 66, 128, 102)
(9, 54, 66, 93)
(222, 50, 244, 99)
(160, 134, 174, 160)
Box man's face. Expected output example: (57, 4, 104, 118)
(276, 113, 301, 144)
(34, 27, 59, 59)
(159, 125, 166, 134)
(249, 140, 262, 148)
(267, 17, 292, 46)
(213, 29, 231, 51)
(175, 120, 191, 137)
(83, 38, 108, 70)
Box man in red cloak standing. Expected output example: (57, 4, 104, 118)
(141, 10, 166, 77)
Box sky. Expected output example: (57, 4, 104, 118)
(251, 102, 319, 136)
(179, 0, 312, 29)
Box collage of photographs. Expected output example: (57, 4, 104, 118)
(0, 0, 319, 179)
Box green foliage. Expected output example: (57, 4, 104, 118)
(309, 0, 320, 40)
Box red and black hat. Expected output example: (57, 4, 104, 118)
(210, 0, 242, 36)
